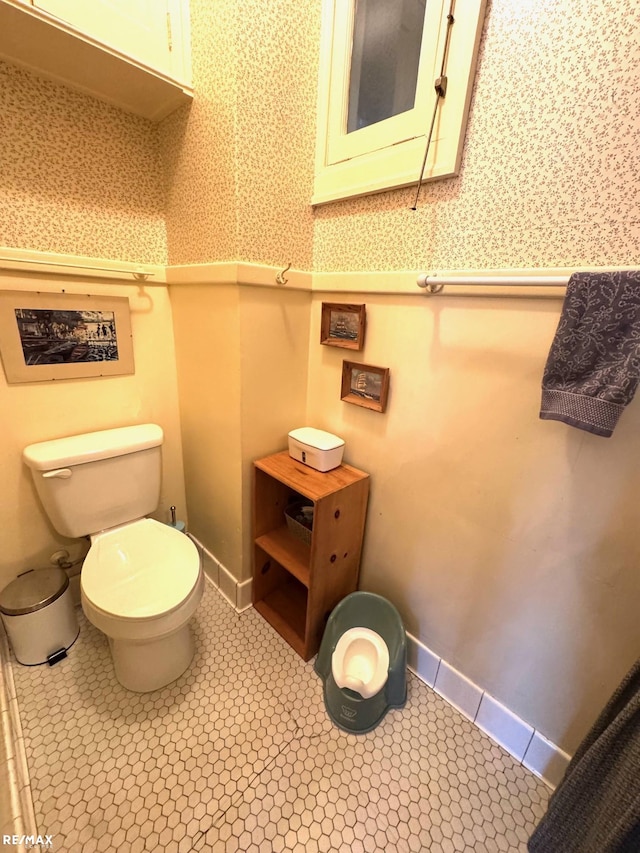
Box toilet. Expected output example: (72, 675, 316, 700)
(315, 592, 407, 733)
(331, 627, 389, 699)
(23, 424, 203, 693)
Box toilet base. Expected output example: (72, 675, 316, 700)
(109, 623, 195, 692)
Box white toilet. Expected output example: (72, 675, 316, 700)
(23, 424, 203, 693)
(331, 627, 389, 699)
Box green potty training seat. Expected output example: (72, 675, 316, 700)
(315, 591, 407, 734)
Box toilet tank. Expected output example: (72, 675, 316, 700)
(23, 424, 164, 538)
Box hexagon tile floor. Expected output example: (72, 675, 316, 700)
(7, 578, 549, 852)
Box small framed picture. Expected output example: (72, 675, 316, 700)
(341, 361, 390, 413)
(320, 303, 366, 350)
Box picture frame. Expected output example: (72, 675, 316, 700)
(320, 303, 366, 350)
(341, 361, 390, 413)
(0, 290, 134, 384)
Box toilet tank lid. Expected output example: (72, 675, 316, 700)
(23, 424, 163, 471)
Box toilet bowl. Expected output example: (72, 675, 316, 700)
(331, 627, 389, 699)
(23, 424, 204, 693)
(81, 518, 203, 692)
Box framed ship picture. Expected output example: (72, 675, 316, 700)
(341, 361, 390, 412)
(320, 303, 366, 350)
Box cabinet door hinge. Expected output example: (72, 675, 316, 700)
(166, 11, 173, 52)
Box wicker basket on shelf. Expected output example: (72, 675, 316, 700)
(284, 500, 314, 546)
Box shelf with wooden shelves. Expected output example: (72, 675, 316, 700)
(254, 526, 310, 587)
(252, 451, 369, 661)
(254, 578, 308, 659)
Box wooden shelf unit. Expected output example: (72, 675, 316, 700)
(252, 451, 369, 661)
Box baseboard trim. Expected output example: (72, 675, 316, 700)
(406, 631, 571, 789)
(236, 578, 253, 612)
(0, 623, 40, 842)
(191, 535, 253, 613)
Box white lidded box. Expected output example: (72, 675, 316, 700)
(288, 427, 345, 472)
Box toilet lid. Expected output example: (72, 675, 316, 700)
(82, 518, 200, 620)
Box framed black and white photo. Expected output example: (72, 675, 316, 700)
(320, 303, 366, 350)
(341, 361, 390, 412)
(0, 290, 134, 384)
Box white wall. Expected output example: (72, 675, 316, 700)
(305, 291, 640, 753)
(239, 285, 311, 582)
(169, 278, 310, 583)
(169, 281, 244, 576)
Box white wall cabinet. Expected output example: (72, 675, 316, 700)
(31, 0, 189, 82)
(0, 0, 193, 121)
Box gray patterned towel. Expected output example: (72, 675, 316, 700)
(528, 658, 640, 853)
(540, 270, 640, 437)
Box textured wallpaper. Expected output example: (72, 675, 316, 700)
(3, 0, 638, 273)
(233, 0, 319, 270)
(165, 0, 640, 273)
(313, 0, 640, 271)
(161, 0, 320, 269)
(159, 0, 237, 265)
(433, 0, 640, 271)
(0, 60, 167, 264)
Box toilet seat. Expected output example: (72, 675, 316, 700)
(331, 627, 389, 699)
(81, 518, 201, 621)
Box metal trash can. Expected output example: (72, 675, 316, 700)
(0, 568, 79, 665)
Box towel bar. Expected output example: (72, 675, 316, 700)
(417, 274, 570, 292)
